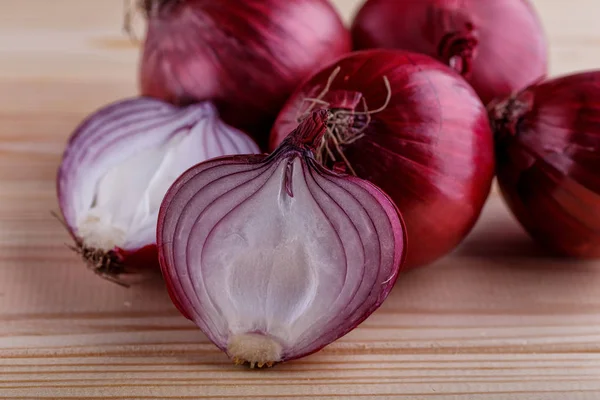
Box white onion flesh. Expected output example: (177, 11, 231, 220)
(158, 112, 406, 366)
(58, 97, 259, 254)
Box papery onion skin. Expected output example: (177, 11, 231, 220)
(57, 97, 259, 282)
(271, 49, 495, 268)
(351, 0, 548, 105)
(139, 0, 351, 146)
(157, 110, 406, 366)
(490, 71, 600, 258)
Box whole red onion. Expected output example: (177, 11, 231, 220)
(57, 97, 259, 284)
(271, 50, 495, 268)
(158, 110, 406, 366)
(490, 71, 600, 258)
(139, 0, 351, 146)
(351, 0, 548, 105)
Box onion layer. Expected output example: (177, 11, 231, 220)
(351, 0, 548, 105)
(490, 71, 600, 258)
(157, 110, 406, 366)
(271, 50, 495, 268)
(57, 97, 259, 284)
(139, 0, 351, 146)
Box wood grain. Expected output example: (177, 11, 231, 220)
(1, 1, 600, 399)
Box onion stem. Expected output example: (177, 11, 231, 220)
(51, 211, 129, 287)
(298, 67, 392, 176)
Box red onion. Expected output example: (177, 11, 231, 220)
(270, 50, 495, 268)
(351, 0, 548, 105)
(57, 97, 259, 285)
(157, 110, 406, 366)
(138, 0, 351, 146)
(489, 71, 600, 258)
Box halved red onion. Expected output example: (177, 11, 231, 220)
(57, 97, 259, 284)
(157, 110, 406, 366)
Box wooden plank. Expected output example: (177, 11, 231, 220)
(1, 1, 599, 398)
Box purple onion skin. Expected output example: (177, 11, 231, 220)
(271, 50, 495, 269)
(140, 0, 351, 147)
(351, 0, 548, 105)
(157, 111, 406, 366)
(491, 71, 600, 258)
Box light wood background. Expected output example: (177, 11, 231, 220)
(1, 1, 600, 399)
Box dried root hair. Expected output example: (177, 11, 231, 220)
(297, 66, 392, 176)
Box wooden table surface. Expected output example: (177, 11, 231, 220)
(1, 1, 600, 399)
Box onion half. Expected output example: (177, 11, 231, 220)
(271, 50, 495, 268)
(157, 110, 406, 366)
(490, 71, 600, 258)
(57, 97, 259, 284)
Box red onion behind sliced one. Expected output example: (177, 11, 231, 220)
(158, 111, 406, 366)
(271, 50, 495, 268)
(139, 0, 351, 145)
(490, 71, 600, 258)
(57, 97, 259, 284)
(351, 0, 547, 104)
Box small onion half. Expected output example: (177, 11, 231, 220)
(490, 71, 600, 258)
(158, 110, 406, 366)
(57, 97, 259, 283)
